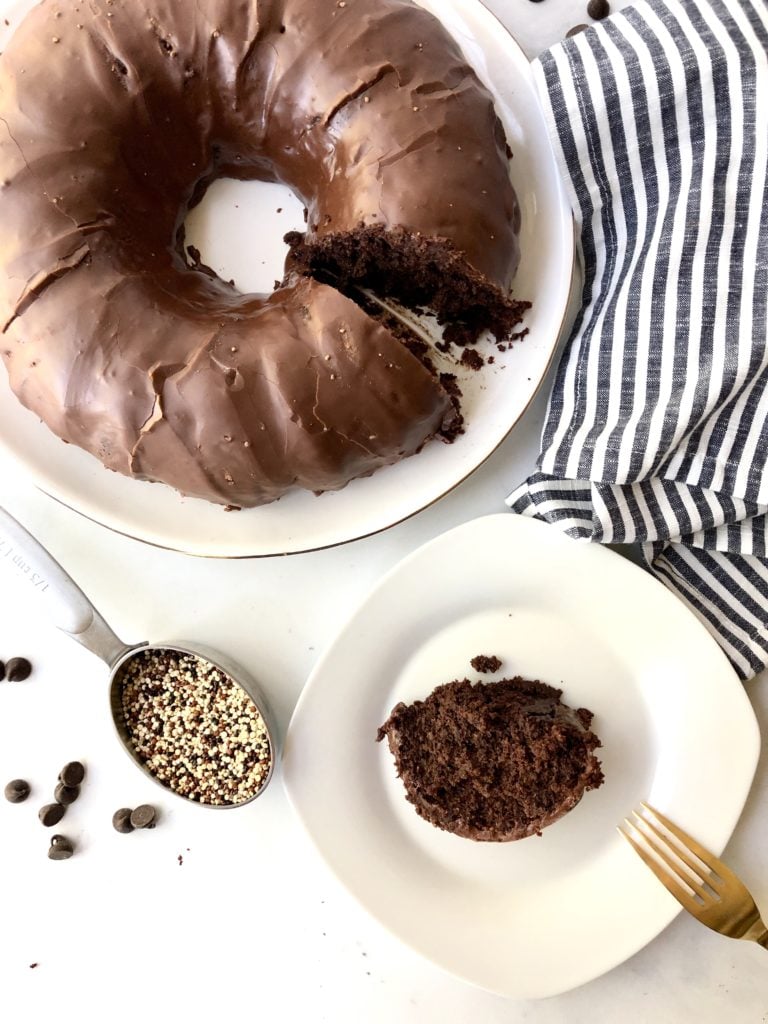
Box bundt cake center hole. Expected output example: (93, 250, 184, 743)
(183, 177, 306, 296)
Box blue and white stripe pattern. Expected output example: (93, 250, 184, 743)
(507, 0, 768, 679)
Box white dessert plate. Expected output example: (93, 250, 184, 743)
(0, 0, 573, 556)
(283, 515, 761, 998)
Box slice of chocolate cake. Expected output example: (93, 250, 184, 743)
(377, 677, 604, 841)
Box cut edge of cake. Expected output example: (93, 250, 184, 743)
(284, 224, 531, 347)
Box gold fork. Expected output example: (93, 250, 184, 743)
(618, 803, 768, 949)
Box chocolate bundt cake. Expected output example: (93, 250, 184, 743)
(377, 677, 604, 841)
(0, 0, 528, 508)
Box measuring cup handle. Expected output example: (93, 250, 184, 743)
(0, 506, 133, 667)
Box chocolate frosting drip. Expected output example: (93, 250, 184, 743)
(0, 0, 520, 506)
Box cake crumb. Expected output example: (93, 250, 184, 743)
(460, 348, 484, 372)
(471, 654, 502, 673)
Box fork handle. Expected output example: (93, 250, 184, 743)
(756, 929, 768, 950)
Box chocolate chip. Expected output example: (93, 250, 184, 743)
(587, 0, 610, 18)
(58, 761, 85, 787)
(47, 836, 74, 860)
(112, 808, 135, 834)
(566, 24, 589, 37)
(54, 782, 79, 806)
(38, 803, 65, 827)
(4, 779, 30, 803)
(6, 657, 32, 682)
(130, 804, 157, 829)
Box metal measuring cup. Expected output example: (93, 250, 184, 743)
(0, 506, 278, 808)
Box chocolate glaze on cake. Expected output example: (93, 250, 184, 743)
(0, 0, 526, 507)
(377, 677, 604, 841)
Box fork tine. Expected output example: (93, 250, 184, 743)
(618, 821, 704, 916)
(631, 811, 714, 898)
(640, 803, 742, 888)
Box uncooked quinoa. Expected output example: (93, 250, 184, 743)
(118, 649, 271, 806)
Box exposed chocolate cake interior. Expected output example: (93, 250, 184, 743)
(286, 226, 530, 345)
(377, 677, 604, 841)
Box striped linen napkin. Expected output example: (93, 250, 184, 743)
(507, 0, 768, 679)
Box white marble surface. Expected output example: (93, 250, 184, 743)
(2, 1, 768, 1022)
